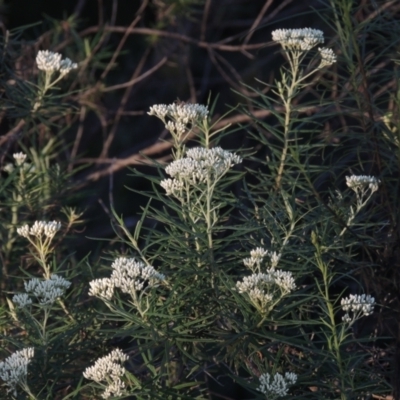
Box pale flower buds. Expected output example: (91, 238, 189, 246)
(341, 293, 375, 324)
(88, 257, 165, 301)
(161, 146, 242, 194)
(272, 28, 324, 51)
(83, 349, 128, 399)
(17, 220, 61, 240)
(0, 348, 34, 397)
(318, 47, 337, 68)
(36, 50, 62, 72)
(12, 275, 71, 308)
(13, 152, 27, 166)
(36, 50, 77, 75)
(346, 175, 380, 193)
(148, 103, 209, 124)
(258, 372, 297, 397)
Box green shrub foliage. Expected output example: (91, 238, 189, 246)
(1, 1, 398, 399)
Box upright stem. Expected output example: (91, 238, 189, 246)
(274, 51, 319, 190)
(205, 176, 215, 288)
(314, 238, 348, 399)
(275, 51, 301, 190)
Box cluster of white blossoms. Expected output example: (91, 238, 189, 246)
(161, 147, 242, 196)
(346, 175, 380, 194)
(318, 47, 337, 68)
(89, 257, 165, 301)
(0, 348, 34, 397)
(17, 220, 61, 240)
(243, 247, 281, 272)
(272, 28, 336, 68)
(341, 294, 375, 323)
(258, 372, 297, 398)
(272, 28, 324, 51)
(236, 270, 295, 314)
(83, 349, 128, 399)
(165, 120, 186, 137)
(13, 274, 71, 307)
(148, 103, 209, 125)
(13, 152, 27, 166)
(237, 248, 294, 314)
(2, 152, 33, 174)
(36, 50, 78, 75)
(236, 271, 296, 297)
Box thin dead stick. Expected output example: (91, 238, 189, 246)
(100, 6, 146, 80)
(261, 0, 294, 24)
(69, 106, 87, 173)
(200, 0, 212, 41)
(0, 119, 26, 147)
(102, 56, 167, 92)
(58, 25, 268, 54)
(76, 109, 276, 183)
(243, 0, 274, 45)
(99, 48, 156, 158)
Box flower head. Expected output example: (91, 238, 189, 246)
(12, 293, 33, 308)
(160, 178, 184, 197)
(346, 175, 380, 193)
(165, 120, 186, 137)
(258, 372, 297, 398)
(0, 348, 34, 396)
(17, 220, 61, 240)
(13, 152, 27, 166)
(2, 163, 14, 173)
(243, 248, 281, 272)
(318, 47, 337, 68)
(59, 57, 78, 75)
(88, 278, 115, 300)
(236, 270, 295, 314)
(341, 293, 375, 324)
(36, 50, 62, 72)
(272, 28, 324, 51)
(110, 257, 165, 294)
(36, 50, 77, 75)
(148, 103, 208, 125)
(161, 146, 242, 193)
(83, 349, 128, 399)
(22, 274, 71, 306)
(88, 257, 165, 301)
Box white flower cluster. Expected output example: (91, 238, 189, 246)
(258, 372, 297, 397)
(341, 293, 375, 323)
(318, 47, 337, 67)
(17, 220, 61, 240)
(88, 277, 114, 300)
(36, 50, 77, 75)
(237, 271, 296, 297)
(11, 293, 32, 308)
(2, 152, 31, 173)
(59, 58, 78, 75)
(13, 274, 71, 307)
(272, 28, 324, 50)
(83, 349, 128, 399)
(346, 175, 380, 193)
(243, 247, 281, 271)
(36, 50, 62, 72)
(160, 179, 185, 196)
(0, 348, 34, 396)
(89, 257, 165, 300)
(13, 152, 27, 166)
(165, 120, 186, 137)
(148, 103, 209, 124)
(161, 147, 242, 195)
(236, 270, 295, 314)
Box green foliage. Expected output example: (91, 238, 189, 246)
(1, 1, 399, 399)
